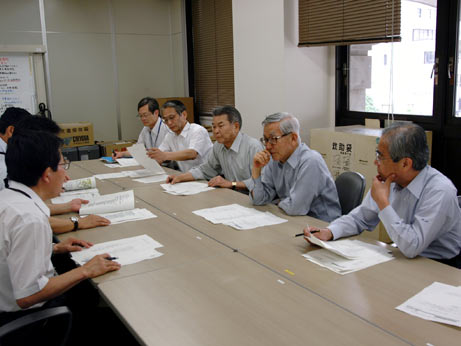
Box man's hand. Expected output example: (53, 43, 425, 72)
(78, 215, 111, 229)
(208, 176, 231, 188)
(82, 253, 121, 278)
(53, 237, 93, 254)
(112, 150, 127, 159)
(166, 175, 182, 184)
(371, 174, 395, 210)
(303, 226, 333, 242)
(69, 199, 89, 213)
(253, 150, 271, 169)
(147, 148, 167, 164)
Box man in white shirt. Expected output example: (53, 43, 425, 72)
(303, 122, 461, 268)
(149, 100, 212, 172)
(0, 107, 32, 190)
(0, 129, 120, 330)
(113, 97, 169, 158)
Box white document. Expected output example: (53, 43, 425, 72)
(104, 163, 121, 168)
(93, 208, 157, 224)
(302, 240, 394, 275)
(161, 182, 214, 196)
(93, 172, 130, 180)
(134, 175, 169, 184)
(63, 177, 96, 191)
(396, 282, 461, 327)
(306, 236, 363, 259)
(128, 143, 165, 175)
(51, 190, 100, 204)
(124, 169, 157, 178)
(193, 203, 288, 230)
(70, 234, 164, 266)
(116, 158, 140, 167)
(79, 190, 135, 215)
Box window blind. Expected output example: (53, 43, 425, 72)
(299, 0, 401, 46)
(191, 0, 235, 117)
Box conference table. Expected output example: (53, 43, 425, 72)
(57, 159, 461, 346)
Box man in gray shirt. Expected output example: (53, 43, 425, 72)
(250, 112, 341, 221)
(167, 105, 262, 192)
(304, 122, 461, 268)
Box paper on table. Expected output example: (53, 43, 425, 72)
(396, 282, 461, 327)
(193, 203, 288, 230)
(134, 175, 169, 184)
(79, 190, 135, 215)
(92, 208, 157, 224)
(124, 169, 157, 178)
(70, 234, 163, 266)
(116, 158, 140, 167)
(93, 172, 130, 180)
(302, 240, 394, 274)
(306, 236, 361, 259)
(161, 182, 214, 195)
(63, 177, 96, 191)
(51, 191, 100, 204)
(128, 143, 165, 175)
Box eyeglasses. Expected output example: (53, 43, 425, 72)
(136, 113, 152, 119)
(375, 150, 389, 164)
(260, 133, 291, 146)
(163, 114, 178, 123)
(59, 158, 71, 170)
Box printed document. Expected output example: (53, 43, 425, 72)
(302, 239, 394, 274)
(193, 203, 288, 230)
(79, 190, 135, 215)
(88, 208, 157, 224)
(63, 177, 96, 191)
(51, 188, 100, 204)
(128, 143, 165, 175)
(71, 234, 163, 266)
(115, 158, 140, 167)
(396, 282, 461, 327)
(161, 182, 214, 195)
(134, 175, 169, 184)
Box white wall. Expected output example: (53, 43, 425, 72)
(233, 0, 335, 143)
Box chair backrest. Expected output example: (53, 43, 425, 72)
(335, 171, 366, 215)
(0, 306, 72, 346)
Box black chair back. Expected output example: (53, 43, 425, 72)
(335, 171, 366, 215)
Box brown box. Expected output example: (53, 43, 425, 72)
(310, 125, 432, 243)
(98, 140, 136, 156)
(58, 122, 94, 148)
(157, 97, 195, 123)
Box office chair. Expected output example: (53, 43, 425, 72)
(335, 171, 366, 215)
(0, 306, 72, 346)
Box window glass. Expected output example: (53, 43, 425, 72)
(349, 0, 437, 116)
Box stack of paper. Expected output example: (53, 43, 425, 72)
(302, 238, 394, 274)
(161, 182, 214, 195)
(127, 143, 166, 175)
(63, 177, 96, 191)
(51, 188, 100, 204)
(193, 203, 288, 230)
(70, 234, 164, 266)
(396, 282, 461, 327)
(79, 190, 156, 224)
(115, 158, 140, 167)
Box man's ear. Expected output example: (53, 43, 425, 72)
(181, 111, 187, 119)
(5, 125, 14, 139)
(290, 132, 299, 144)
(41, 167, 53, 184)
(401, 157, 413, 170)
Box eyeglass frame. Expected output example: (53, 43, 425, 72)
(59, 158, 71, 170)
(375, 149, 391, 164)
(260, 132, 292, 146)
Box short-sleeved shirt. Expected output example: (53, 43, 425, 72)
(189, 132, 263, 188)
(137, 118, 169, 149)
(250, 143, 341, 221)
(159, 122, 213, 172)
(0, 181, 55, 312)
(329, 166, 461, 260)
(0, 138, 7, 191)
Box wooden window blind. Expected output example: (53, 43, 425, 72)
(191, 0, 235, 118)
(299, 0, 401, 46)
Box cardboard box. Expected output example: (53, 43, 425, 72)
(310, 125, 432, 243)
(98, 140, 136, 157)
(58, 122, 94, 148)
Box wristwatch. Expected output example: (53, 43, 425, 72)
(70, 216, 79, 231)
(231, 181, 237, 190)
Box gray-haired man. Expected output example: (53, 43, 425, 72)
(304, 122, 461, 268)
(250, 112, 341, 221)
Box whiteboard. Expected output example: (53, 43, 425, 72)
(0, 53, 37, 114)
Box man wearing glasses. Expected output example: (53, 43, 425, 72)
(304, 122, 461, 268)
(113, 97, 169, 158)
(166, 105, 262, 192)
(148, 100, 212, 172)
(250, 112, 341, 221)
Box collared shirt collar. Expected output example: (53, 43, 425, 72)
(0, 137, 6, 152)
(284, 143, 303, 169)
(402, 165, 429, 199)
(228, 132, 242, 153)
(178, 122, 191, 138)
(8, 180, 50, 217)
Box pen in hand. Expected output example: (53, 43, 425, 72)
(105, 256, 118, 261)
(294, 230, 319, 237)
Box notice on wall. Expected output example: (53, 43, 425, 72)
(330, 140, 353, 179)
(0, 53, 36, 114)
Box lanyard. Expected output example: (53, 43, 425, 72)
(152, 118, 162, 148)
(5, 180, 32, 199)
